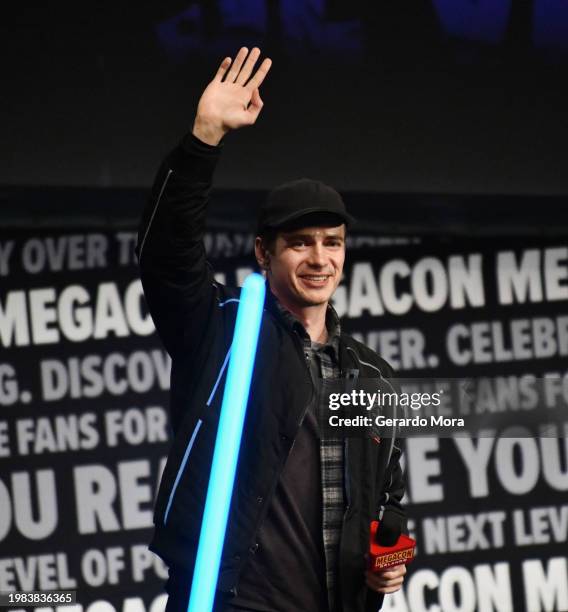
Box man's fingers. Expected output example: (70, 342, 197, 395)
(365, 571, 405, 592)
(366, 570, 405, 584)
(374, 574, 405, 587)
(375, 566, 407, 580)
(225, 47, 249, 82)
(214, 57, 231, 81)
(247, 57, 272, 91)
(237, 47, 261, 84)
(365, 564, 407, 594)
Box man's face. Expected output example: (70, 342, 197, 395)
(259, 224, 346, 309)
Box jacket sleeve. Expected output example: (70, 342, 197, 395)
(135, 133, 222, 357)
(366, 443, 407, 612)
(378, 361, 407, 531)
(378, 441, 407, 531)
(367, 362, 408, 611)
(366, 440, 407, 612)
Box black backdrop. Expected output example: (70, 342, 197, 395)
(1, 187, 568, 612)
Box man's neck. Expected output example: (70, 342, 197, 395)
(271, 290, 328, 344)
(296, 306, 328, 344)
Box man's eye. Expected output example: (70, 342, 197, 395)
(291, 241, 306, 247)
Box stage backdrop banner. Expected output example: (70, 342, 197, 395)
(1, 195, 567, 612)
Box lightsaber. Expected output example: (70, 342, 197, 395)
(187, 273, 266, 612)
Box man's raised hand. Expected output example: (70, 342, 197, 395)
(193, 47, 272, 146)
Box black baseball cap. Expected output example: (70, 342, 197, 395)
(256, 178, 355, 233)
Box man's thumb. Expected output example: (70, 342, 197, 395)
(251, 88, 263, 108)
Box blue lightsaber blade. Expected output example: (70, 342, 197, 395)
(187, 273, 266, 612)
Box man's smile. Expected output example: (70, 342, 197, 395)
(298, 273, 332, 287)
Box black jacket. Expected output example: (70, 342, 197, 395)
(136, 133, 406, 612)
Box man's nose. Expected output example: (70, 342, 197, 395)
(308, 243, 326, 266)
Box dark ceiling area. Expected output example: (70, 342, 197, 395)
(4, 2, 568, 195)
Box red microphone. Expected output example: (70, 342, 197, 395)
(368, 511, 416, 572)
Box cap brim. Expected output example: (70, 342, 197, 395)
(263, 207, 356, 230)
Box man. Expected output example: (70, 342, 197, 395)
(137, 47, 407, 612)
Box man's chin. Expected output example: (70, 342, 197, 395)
(296, 291, 331, 307)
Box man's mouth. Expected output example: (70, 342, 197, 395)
(299, 274, 331, 286)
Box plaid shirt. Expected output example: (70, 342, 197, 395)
(277, 302, 344, 612)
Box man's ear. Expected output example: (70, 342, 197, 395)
(254, 236, 270, 270)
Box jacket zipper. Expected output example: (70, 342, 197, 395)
(339, 367, 358, 612)
(343, 368, 358, 511)
(293, 329, 315, 428)
(163, 343, 232, 525)
(138, 168, 172, 262)
(163, 419, 202, 524)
